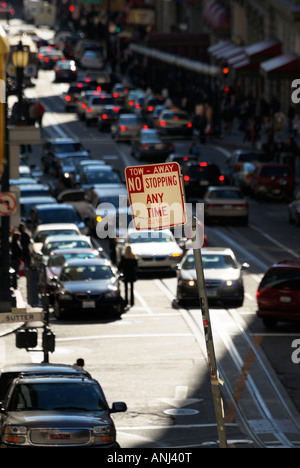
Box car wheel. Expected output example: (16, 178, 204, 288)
(262, 318, 277, 329)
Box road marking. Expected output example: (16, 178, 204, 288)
(158, 385, 202, 408)
(250, 224, 299, 258)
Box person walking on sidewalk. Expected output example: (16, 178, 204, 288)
(10, 230, 23, 289)
(118, 245, 138, 307)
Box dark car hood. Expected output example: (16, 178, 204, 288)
(6, 410, 112, 428)
(62, 279, 114, 294)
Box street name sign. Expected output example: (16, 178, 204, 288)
(125, 162, 186, 230)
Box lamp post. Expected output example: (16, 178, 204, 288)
(11, 40, 29, 124)
(0, 40, 28, 312)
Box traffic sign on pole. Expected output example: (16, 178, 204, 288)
(125, 162, 186, 230)
(0, 192, 17, 215)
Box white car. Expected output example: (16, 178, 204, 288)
(39, 234, 94, 263)
(84, 93, 114, 125)
(116, 229, 183, 271)
(79, 50, 104, 69)
(111, 114, 143, 141)
(31, 223, 81, 256)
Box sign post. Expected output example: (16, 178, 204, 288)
(125, 163, 227, 448)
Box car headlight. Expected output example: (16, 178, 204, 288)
(179, 279, 195, 287)
(58, 289, 72, 300)
(3, 426, 27, 444)
(92, 425, 114, 444)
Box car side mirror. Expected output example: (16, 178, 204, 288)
(241, 262, 250, 270)
(111, 401, 127, 413)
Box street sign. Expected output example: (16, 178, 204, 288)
(125, 162, 186, 230)
(0, 192, 17, 216)
(0, 311, 44, 324)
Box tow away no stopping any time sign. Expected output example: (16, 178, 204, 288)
(125, 162, 186, 230)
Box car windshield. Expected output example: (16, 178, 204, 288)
(52, 143, 84, 152)
(60, 265, 112, 281)
(43, 240, 90, 255)
(49, 252, 97, 267)
(182, 254, 236, 269)
(8, 382, 107, 412)
(84, 170, 120, 184)
(34, 229, 79, 243)
(260, 269, 300, 290)
(37, 209, 81, 224)
(120, 115, 138, 124)
(209, 190, 243, 199)
(128, 231, 174, 243)
(62, 156, 89, 166)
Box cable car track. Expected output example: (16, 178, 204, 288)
(157, 278, 300, 448)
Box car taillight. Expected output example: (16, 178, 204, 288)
(219, 175, 225, 182)
(44, 57, 49, 62)
(65, 95, 71, 102)
(55, 68, 59, 73)
(143, 124, 148, 130)
(102, 114, 108, 120)
(200, 162, 208, 167)
(148, 106, 153, 112)
(128, 100, 134, 106)
(38, 53, 44, 59)
(160, 120, 166, 126)
(120, 125, 126, 131)
(87, 107, 92, 113)
(113, 92, 118, 98)
(187, 122, 192, 128)
(81, 103, 87, 109)
(184, 175, 190, 182)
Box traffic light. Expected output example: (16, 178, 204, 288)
(222, 66, 229, 76)
(42, 329, 55, 353)
(16, 329, 38, 349)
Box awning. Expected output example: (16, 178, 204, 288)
(203, 0, 230, 30)
(129, 43, 220, 76)
(260, 53, 300, 76)
(207, 39, 232, 55)
(245, 39, 281, 59)
(212, 43, 238, 59)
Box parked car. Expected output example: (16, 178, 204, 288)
(43, 247, 104, 300)
(0, 374, 126, 447)
(54, 59, 77, 82)
(52, 258, 124, 319)
(76, 164, 121, 190)
(288, 191, 300, 225)
(176, 247, 248, 307)
(85, 93, 114, 126)
(181, 162, 225, 198)
(41, 137, 89, 176)
(79, 50, 104, 69)
(98, 105, 126, 131)
(256, 258, 300, 327)
(225, 149, 265, 183)
(26, 204, 87, 234)
(111, 114, 143, 141)
(203, 186, 249, 225)
(31, 223, 81, 256)
(156, 109, 193, 137)
(0, 363, 91, 405)
(20, 196, 56, 219)
(131, 128, 174, 162)
(38, 48, 64, 69)
(250, 163, 295, 200)
(116, 229, 183, 271)
(64, 79, 101, 111)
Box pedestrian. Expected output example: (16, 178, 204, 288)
(34, 100, 45, 128)
(19, 223, 31, 267)
(118, 245, 138, 307)
(10, 230, 23, 289)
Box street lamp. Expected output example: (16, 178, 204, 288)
(11, 40, 29, 123)
(0, 41, 28, 312)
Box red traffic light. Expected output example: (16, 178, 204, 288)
(222, 66, 229, 75)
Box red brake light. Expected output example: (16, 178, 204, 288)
(129, 100, 134, 106)
(65, 95, 71, 102)
(102, 114, 108, 120)
(187, 122, 192, 128)
(160, 120, 166, 127)
(120, 125, 126, 131)
(184, 175, 190, 182)
(200, 162, 208, 167)
(81, 103, 87, 109)
(113, 92, 118, 98)
(87, 107, 92, 113)
(219, 175, 225, 182)
(143, 125, 148, 130)
(148, 106, 153, 112)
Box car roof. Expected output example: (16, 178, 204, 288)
(0, 362, 89, 376)
(268, 258, 300, 269)
(44, 234, 90, 242)
(186, 247, 235, 256)
(64, 258, 111, 266)
(35, 223, 80, 231)
(33, 203, 76, 211)
(20, 196, 56, 203)
(45, 137, 80, 143)
(14, 375, 96, 385)
(49, 247, 98, 256)
(91, 184, 127, 194)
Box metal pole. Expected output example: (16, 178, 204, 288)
(192, 216, 227, 448)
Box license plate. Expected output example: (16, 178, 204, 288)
(280, 296, 292, 303)
(200, 180, 209, 186)
(82, 301, 95, 308)
(207, 290, 218, 297)
(224, 204, 232, 209)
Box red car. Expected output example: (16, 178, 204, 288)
(250, 163, 295, 200)
(256, 258, 300, 327)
